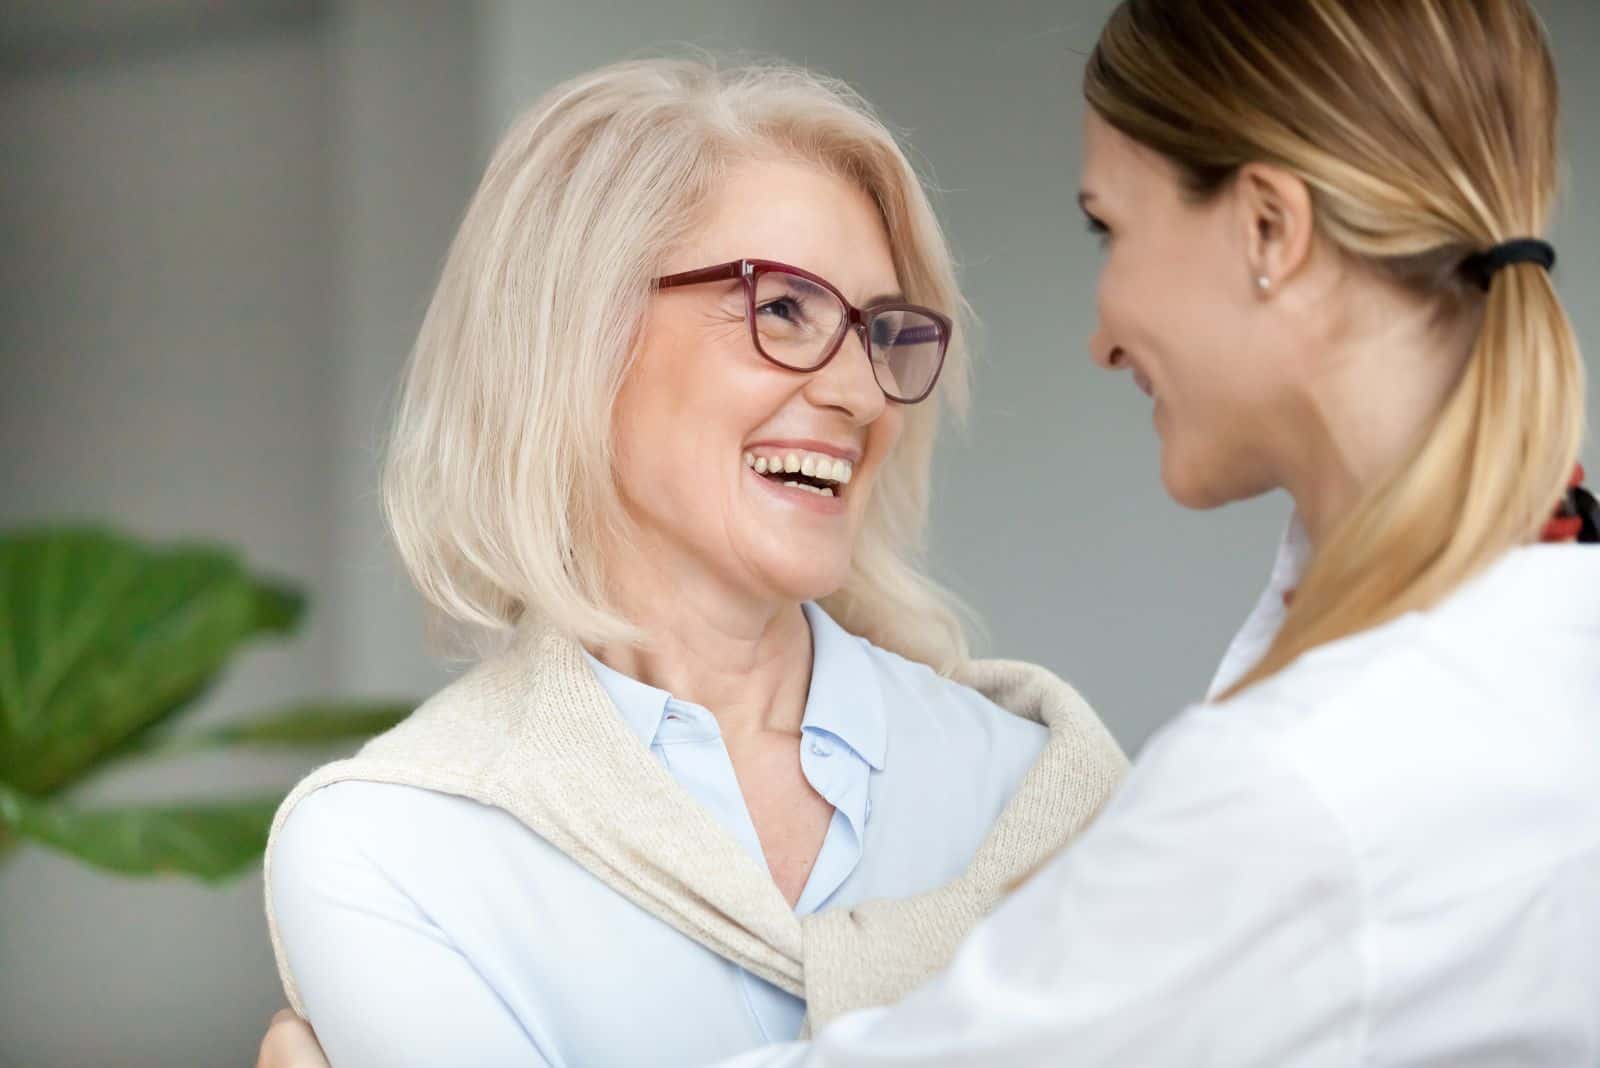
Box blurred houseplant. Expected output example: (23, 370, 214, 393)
(0, 526, 411, 882)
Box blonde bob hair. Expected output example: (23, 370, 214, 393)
(383, 57, 974, 672)
(1086, 0, 1585, 697)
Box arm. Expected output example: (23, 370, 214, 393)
(269, 787, 553, 1068)
(719, 711, 1368, 1067)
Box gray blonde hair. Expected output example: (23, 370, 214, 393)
(383, 57, 974, 671)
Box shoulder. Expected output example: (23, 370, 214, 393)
(846, 638, 1045, 823)
(1199, 593, 1599, 898)
(277, 778, 494, 838)
(1110, 618, 1458, 867)
(858, 636, 1050, 752)
(1085, 698, 1361, 924)
(1219, 544, 1600, 748)
(1210, 595, 1545, 764)
(1213, 614, 1452, 727)
(268, 631, 564, 854)
(266, 779, 566, 952)
(1197, 612, 1480, 806)
(271, 780, 512, 886)
(264, 669, 512, 889)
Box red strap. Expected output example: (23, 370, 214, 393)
(1544, 515, 1584, 542)
(1541, 463, 1586, 543)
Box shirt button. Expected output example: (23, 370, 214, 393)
(810, 739, 832, 757)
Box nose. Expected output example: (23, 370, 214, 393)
(1089, 320, 1125, 372)
(803, 325, 888, 423)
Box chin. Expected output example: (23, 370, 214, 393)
(757, 559, 853, 607)
(1160, 443, 1277, 511)
(1159, 444, 1234, 511)
(1162, 474, 1226, 510)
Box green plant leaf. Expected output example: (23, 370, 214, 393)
(0, 783, 280, 883)
(136, 700, 413, 754)
(0, 526, 305, 794)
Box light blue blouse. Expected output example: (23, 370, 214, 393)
(270, 603, 1047, 1067)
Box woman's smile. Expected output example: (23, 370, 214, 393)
(743, 444, 856, 510)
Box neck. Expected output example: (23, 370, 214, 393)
(590, 532, 814, 743)
(1274, 289, 1478, 548)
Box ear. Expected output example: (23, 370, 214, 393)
(1235, 163, 1314, 293)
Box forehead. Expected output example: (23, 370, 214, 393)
(1080, 111, 1181, 207)
(675, 157, 900, 299)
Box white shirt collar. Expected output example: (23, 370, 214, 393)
(1205, 513, 1599, 703)
(1206, 514, 1312, 701)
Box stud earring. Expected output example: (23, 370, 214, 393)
(1256, 275, 1272, 292)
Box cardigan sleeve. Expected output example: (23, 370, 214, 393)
(714, 707, 1367, 1066)
(269, 784, 554, 1068)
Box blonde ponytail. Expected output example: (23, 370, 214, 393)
(1223, 263, 1584, 695)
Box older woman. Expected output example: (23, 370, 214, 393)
(261, 58, 1125, 1068)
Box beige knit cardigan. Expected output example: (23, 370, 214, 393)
(264, 623, 1128, 1030)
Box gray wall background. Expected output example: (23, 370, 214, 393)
(1, 2, 1595, 1063)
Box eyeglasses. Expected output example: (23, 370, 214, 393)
(653, 258, 952, 405)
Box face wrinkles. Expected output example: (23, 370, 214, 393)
(611, 158, 907, 615)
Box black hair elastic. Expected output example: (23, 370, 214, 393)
(1569, 483, 1598, 544)
(1460, 238, 1556, 291)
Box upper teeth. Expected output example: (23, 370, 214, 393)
(744, 450, 853, 485)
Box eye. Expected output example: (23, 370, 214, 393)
(757, 295, 807, 324)
(1084, 215, 1111, 249)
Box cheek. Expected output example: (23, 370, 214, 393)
(611, 362, 678, 483)
(855, 408, 906, 501)
(1098, 246, 1196, 364)
(613, 326, 730, 510)
(1101, 203, 1241, 379)
(618, 315, 760, 452)
(870, 406, 905, 458)
(1105, 245, 1280, 505)
(1130, 253, 1239, 409)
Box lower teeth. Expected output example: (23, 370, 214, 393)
(782, 481, 835, 497)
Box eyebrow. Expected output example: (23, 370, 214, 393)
(862, 291, 908, 307)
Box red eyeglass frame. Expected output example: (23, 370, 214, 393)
(653, 257, 952, 405)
